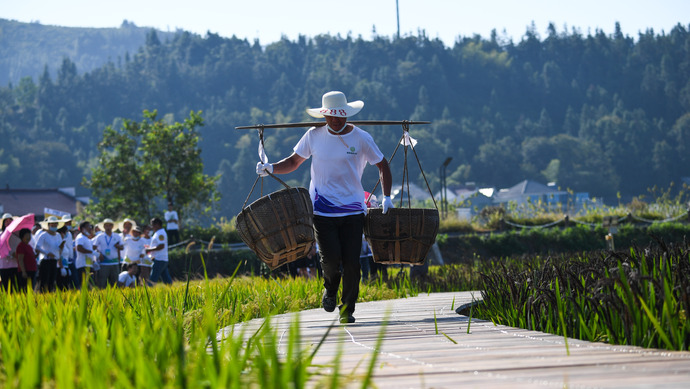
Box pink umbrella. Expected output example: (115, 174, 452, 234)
(0, 213, 35, 258)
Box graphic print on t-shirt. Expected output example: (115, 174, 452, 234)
(313, 188, 364, 214)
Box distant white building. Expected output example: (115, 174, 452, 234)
(493, 180, 568, 205)
(391, 182, 433, 202)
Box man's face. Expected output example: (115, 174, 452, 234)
(83, 224, 93, 234)
(129, 264, 138, 275)
(104, 223, 113, 233)
(325, 115, 347, 132)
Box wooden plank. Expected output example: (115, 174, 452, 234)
(221, 292, 690, 388)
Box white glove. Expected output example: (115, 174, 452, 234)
(60, 267, 67, 277)
(382, 196, 394, 214)
(256, 162, 273, 177)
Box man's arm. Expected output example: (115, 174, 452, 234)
(76, 244, 92, 254)
(146, 243, 164, 253)
(271, 153, 306, 174)
(375, 158, 392, 196)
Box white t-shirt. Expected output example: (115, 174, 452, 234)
(122, 237, 146, 263)
(35, 232, 64, 262)
(140, 237, 153, 267)
(149, 229, 168, 262)
(31, 229, 45, 249)
(164, 210, 179, 230)
(94, 232, 123, 266)
(118, 271, 136, 287)
(74, 233, 94, 269)
(294, 125, 384, 217)
(61, 231, 74, 265)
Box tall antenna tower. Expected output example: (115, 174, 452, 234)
(396, 0, 400, 39)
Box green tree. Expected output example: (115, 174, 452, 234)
(83, 110, 219, 222)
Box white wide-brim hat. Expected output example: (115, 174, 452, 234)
(118, 218, 137, 232)
(1, 213, 17, 227)
(97, 218, 116, 231)
(40, 215, 65, 230)
(306, 91, 363, 118)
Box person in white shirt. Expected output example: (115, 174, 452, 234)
(118, 263, 138, 288)
(122, 226, 145, 273)
(118, 218, 136, 241)
(30, 223, 42, 249)
(74, 221, 95, 288)
(34, 216, 66, 292)
(93, 218, 124, 288)
(146, 218, 171, 284)
(57, 225, 73, 289)
(256, 91, 393, 324)
(164, 203, 180, 246)
(138, 224, 154, 285)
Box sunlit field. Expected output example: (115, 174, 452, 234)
(0, 267, 435, 387)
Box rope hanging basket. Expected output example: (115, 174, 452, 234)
(363, 122, 439, 265)
(235, 184, 315, 270)
(364, 208, 439, 265)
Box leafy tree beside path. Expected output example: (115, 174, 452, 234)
(83, 110, 219, 222)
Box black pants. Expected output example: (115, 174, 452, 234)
(0, 267, 18, 291)
(38, 259, 58, 292)
(313, 214, 364, 315)
(167, 229, 180, 246)
(16, 271, 36, 291)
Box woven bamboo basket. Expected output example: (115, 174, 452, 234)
(235, 187, 315, 270)
(364, 207, 439, 265)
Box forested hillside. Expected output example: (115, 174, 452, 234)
(0, 19, 177, 86)
(1, 20, 689, 219)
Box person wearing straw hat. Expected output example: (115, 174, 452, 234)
(34, 216, 66, 292)
(0, 213, 21, 291)
(138, 224, 154, 285)
(58, 215, 75, 288)
(118, 218, 136, 240)
(256, 91, 394, 324)
(93, 218, 124, 288)
(122, 225, 145, 269)
(1, 213, 17, 233)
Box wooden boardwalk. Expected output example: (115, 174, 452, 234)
(221, 292, 690, 388)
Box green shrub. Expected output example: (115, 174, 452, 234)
(438, 223, 690, 263)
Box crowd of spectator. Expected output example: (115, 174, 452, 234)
(0, 212, 175, 292)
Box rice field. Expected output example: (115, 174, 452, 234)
(0, 271, 418, 388)
(3, 237, 687, 387)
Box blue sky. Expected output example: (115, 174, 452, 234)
(2, 0, 689, 46)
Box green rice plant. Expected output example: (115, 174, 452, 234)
(0, 267, 418, 387)
(474, 236, 690, 351)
